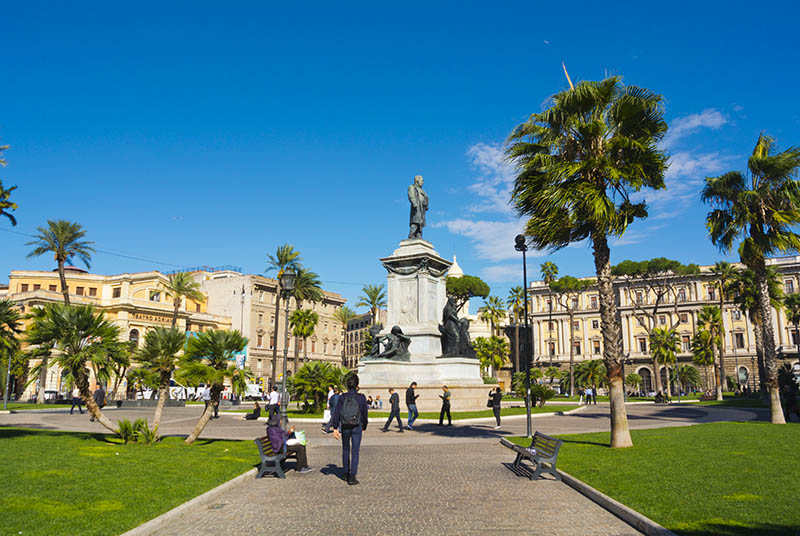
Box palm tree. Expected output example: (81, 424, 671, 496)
(25, 304, 120, 433)
(474, 336, 509, 377)
(675, 364, 701, 395)
(289, 267, 323, 367)
(477, 296, 505, 336)
(0, 144, 17, 227)
(783, 292, 800, 350)
(691, 329, 716, 391)
(180, 329, 251, 444)
(649, 328, 679, 398)
(540, 262, 558, 367)
(625, 373, 642, 396)
(164, 272, 205, 329)
(508, 77, 668, 447)
(575, 360, 607, 395)
(289, 308, 318, 373)
(26, 220, 94, 306)
(266, 244, 302, 387)
(506, 286, 525, 373)
(136, 327, 185, 435)
(290, 361, 344, 412)
(697, 306, 724, 400)
(545, 366, 561, 386)
(0, 299, 22, 408)
(709, 261, 738, 384)
(356, 284, 387, 324)
(333, 305, 357, 366)
(702, 133, 800, 423)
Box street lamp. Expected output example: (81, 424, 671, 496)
(515, 234, 533, 438)
(279, 269, 296, 430)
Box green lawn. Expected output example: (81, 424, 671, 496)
(4, 403, 74, 411)
(510, 422, 800, 535)
(0, 427, 256, 536)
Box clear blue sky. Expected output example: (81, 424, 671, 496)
(2, 2, 799, 311)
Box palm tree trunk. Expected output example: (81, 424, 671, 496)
(271, 294, 281, 387)
(652, 349, 663, 395)
(303, 338, 308, 366)
(718, 292, 727, 390)
(665, 366, 672, 400)
(37, 355, 48, 404)
(152, 374, 170, 437)
(172, 297, 180, 328)
(592, 233, 632, 448)
(754, 264, 785, 423)
(714, 342, 724, 401)
(185, 385, 221, 444)
(568, 313, 575, 397)
(58, 259, 70, 306)
(76, 373, 116, 433)
(293, 337, 300, 374)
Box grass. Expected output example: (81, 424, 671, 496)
(4, 403, 74, 411)
(227, 405, 581, 420)
(509, 422, 800, 535)
(0, 427, 256, 536)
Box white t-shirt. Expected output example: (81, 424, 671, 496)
(269, 390, 280, 405)
(201, 387, 211, 401)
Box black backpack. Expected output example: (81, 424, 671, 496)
(340, 395, 361, 426)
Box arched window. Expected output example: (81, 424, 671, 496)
(129, 329, 140, 345)
(638, 368, 653, 394)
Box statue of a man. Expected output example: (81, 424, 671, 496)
(408, 175, 428, 239)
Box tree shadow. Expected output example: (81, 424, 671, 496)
(560, 438, 610, 447)
(0, 425, 119, 444)
(408, 423, 513, 438)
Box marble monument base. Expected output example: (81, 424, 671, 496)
(358, 358, 487, 412)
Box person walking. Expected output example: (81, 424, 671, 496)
(90, 384, 106, 422)
(591, 387, 598, 405)
(438, 385, 452, 426)
(268, 386, 280, 417)
(489, 386, 502, 429)
(578, 387, 585, 405)
(381, 388, 404, 432)
(332, 373, 369, 485)
(405, 381, 419, 430)
(322, 387, 340, 434)
(70, 387, 84, 415)
(584, 386, 592, 405)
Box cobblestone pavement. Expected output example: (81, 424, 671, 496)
(147, 442, 642, 536)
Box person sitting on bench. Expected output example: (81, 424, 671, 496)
(266, 414, 314, 474)
(242, 401, 262, 420)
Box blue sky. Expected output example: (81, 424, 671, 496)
(2, 2, 799, 311)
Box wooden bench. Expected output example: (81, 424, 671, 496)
(500, 431, 563, 481)
(699, 394, 716, 401)
(254, 436, 296, 479)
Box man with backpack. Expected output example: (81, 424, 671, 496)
(331, 373, 369, 485)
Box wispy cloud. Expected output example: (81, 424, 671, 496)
(463, 143, 517, 215)
(661, 109, 727, 149)
(434, 219, 539, 262)
(482, 264, 528, 282)
(610, 230, 647, 247)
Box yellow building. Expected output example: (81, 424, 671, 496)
(528, 256, 800, 393)
(7, 267, 232, 398)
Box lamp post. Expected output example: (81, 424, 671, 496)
(279, 269, 296, 430)
(750, 355, 756, 393)
(515, 234, 533, 438)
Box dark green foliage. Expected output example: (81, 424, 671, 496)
(531, 384, 556, 406)
(611, 257, 700, 277)
(446, 275, 490, 312)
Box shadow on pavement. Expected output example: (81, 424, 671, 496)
(408, 423, 513, 438)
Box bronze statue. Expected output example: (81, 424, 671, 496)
(377, 325, 412, 361)
(408, 175, 428, 239)
(439, 296, 476, 358)
(362, 323, 385, 360)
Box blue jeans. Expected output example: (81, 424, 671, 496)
(341, 424, 363, 476)
(407, 404, 418, 427)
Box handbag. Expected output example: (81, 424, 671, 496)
(486, 398, 493, 408)
(323, 409, 331, 422)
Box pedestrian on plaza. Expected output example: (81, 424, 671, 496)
(266, 414, 314, 473)
(374, 395, 383, 409)
(242, 401, 262, 421)
(578, 387, 585, 405)
(591, 387, 597, 405)
(438, 385, 452, 426)
(405, 381, 419, 430)
(367, 395, 374, 409)
(70, 387, 84, 415)
(90, 384, 106, 422)
(584, 386, 593, 405)
(489, 386, 502, 429)
(201, 384, 212, 412)
(322, 387, 340, 434)
(332, 373, 369, 485)
(268, 386, 280, 417)
(381, 388, 404, 432)
(327, 384, 335, 407)
(782, 382, 800, 422)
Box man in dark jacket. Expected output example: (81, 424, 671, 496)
(381, 388, 404, 432)
(331, 373, 369, 485)
(90, 385, 106, 422)
(489, 387, 503, 428)
(405, 381, 419, 430)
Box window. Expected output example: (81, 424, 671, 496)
(269, 336, 275, 349)
(323, 342, 328, 353)
(678, 288, 686, 302)
(659, 315, 666, 325)
(88, 287, 97, 297)
(325, 322, 329, 334)
(732, 310, 741, 321)
(333, 342, 337, 352)
(149, 291, 160, 302)
(735, 333, 745, 349)
(258, 313, 263, 325)
(259, 291, 264, 302)
(546, 299, 552, 311)
(708, 287, 716, 300)
(571, 297, 579, 309)
(593, 340, 601, 355)
(257, 334, 263, 348)
(257, 359, 262, 370)
(196, 303, 201, 312)
(682, 335, 690, 352)
(785, 280, 795, 294)
(590, 296, 598, 309)
(49, 284, 57, 291)
(548, 321, 554, 331)
(792, 330, 799, 346)
(76, 287, 84, 296)
(312, 341, 316, 353)
(33, 284, 41, 290)
(113, 287, 121, 298)
(573, 341, 581, 355)
(20, 284, 28, 292)
(638, 338, 647, 352)
(548, 342, 556, 356)
(680, 313, 688, 324)
(129, 329, 140, 345)
(637, 316, 646, 327)
(572, 321, 579, 330)
(298, 339, 304, 351)
(635, 291, 643, 304)
(270, 316, 275, 325)
(592, 320, 599, 330)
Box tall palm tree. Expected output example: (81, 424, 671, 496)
(508, 77, 668, 447)
(26, 304, 120, 433)
(675, 364, 701, 395)
(649, 328, 679, 398)
(709, 261, 738, 384)
(266, 244, 301, 386)
(26, 220, 94, 306)
(290, 267, 323, 366)
(691, 329, 716, 391)
(783, 292, 800, 350)
(697, 306, 724, 400)
(0, 144, 17, 226)
(136, 327, 185, 435)
(477, 296, 505, 336)
(506, 286, 525, 373)
(575, 359, 607, 394)
(540, 262, 558, 367)
(703, 133, 800, 423)
(289, 308, 318, 373)
(164, 272, 205, 329)
(356, 284, 387, 324)
(0, 299, 22, 408)
(333, 305, 357, 366)
(180, 329, 251, 444)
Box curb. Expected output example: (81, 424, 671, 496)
(558, 469, 677, 536)
(0, 410, 9, 415)
(121, 468, 257, 536)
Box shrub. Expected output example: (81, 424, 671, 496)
(136, 419, 159, 445)
(117, 418, 137, 444)
(531, 384, 556, 407)
(482, 376, 498, 384)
